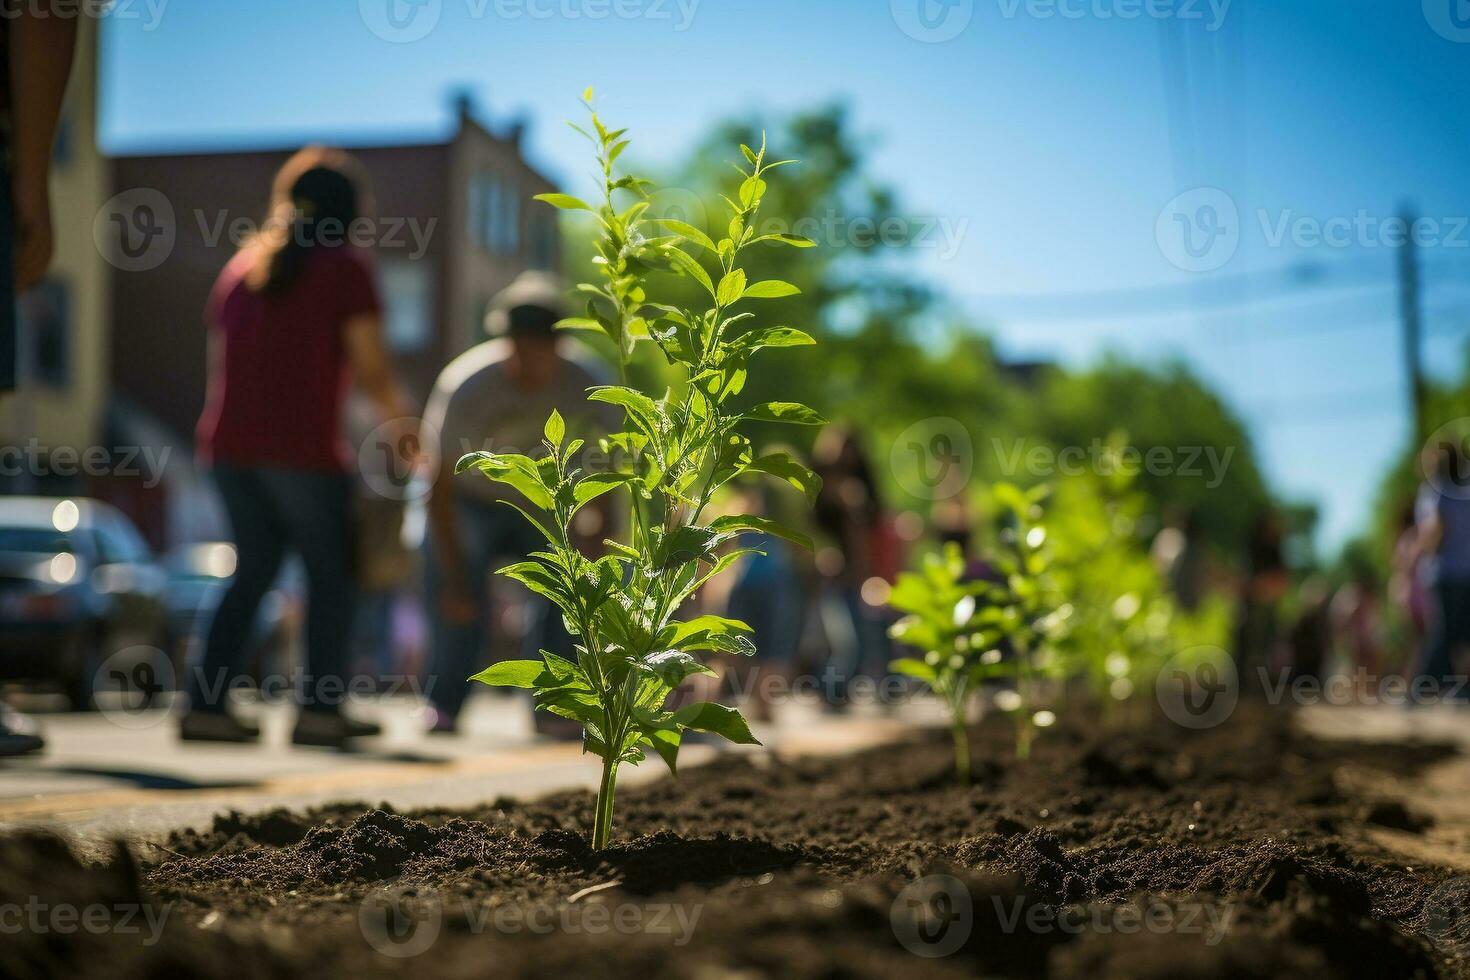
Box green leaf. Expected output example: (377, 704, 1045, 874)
(738, 176, 767, 209)
(642, 650, 716, 686)
(665, 246, 715, 298)
(743, 401, 828, 426)
(727, 326, 815, 353)
(535, 193, 592, 211)
(664, 615, 753, 645)
(751, 233, 817, 248)
(742, 280, 801, 299)
(716, 269, 747, 307)
(673, 702, 760, 746)
(457, 453, 556, 510)
(744, 453, 823, 503)
(656, 524, 719, 568)
(544, 410, 565, 448)
(889, 657, 939, 684)
(707, 514, 813, 551)
(654, 218, 716, 254)
(470, 660, 548, 689)
(588, 386, 662, 436)
(573, 472, 633, 511)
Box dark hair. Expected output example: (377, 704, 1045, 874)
(506, 303, 560, 339)
(246, 146, 370, 296)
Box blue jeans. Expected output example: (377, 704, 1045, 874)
(187, 465, 356, 715)
(1419, 578, 1470, 703)
(1, 166, 15, 392)
(423, 496, 571, 720)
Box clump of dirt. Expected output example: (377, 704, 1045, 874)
(3, 707, 1467, 979)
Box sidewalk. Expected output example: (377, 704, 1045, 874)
(0, 693, 922, 850)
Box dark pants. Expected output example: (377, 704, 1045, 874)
(1419, 578, 1470, 703)
(423, 496, 571, 720)
(187, 465, 356, 716)
(1, 166, 15, 393)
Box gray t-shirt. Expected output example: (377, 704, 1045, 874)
(426, 339, 618, 506)
(1417, 481, 1470, 583)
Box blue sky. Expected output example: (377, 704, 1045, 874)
(99, 0, 1470, 552)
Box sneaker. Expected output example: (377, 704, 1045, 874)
(0, 705, 44, 758)
(292, 711, 381, 748)
(179, 711, 260, 743)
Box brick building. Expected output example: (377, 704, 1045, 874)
(103, 98, 562, 545)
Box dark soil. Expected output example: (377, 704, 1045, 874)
(3, 707, 1468, 979)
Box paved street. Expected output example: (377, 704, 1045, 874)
(0, 692, 921, 851)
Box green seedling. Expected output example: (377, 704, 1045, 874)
(456, 90, 824, 850)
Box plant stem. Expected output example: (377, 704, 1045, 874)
(591, 756, 620, 850)
(951, 712, 971, 786)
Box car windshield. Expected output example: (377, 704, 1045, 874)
(0, 527, 74, 554)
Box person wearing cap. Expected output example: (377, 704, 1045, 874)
(422, 273, 616, 733)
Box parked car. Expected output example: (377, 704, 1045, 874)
(163, 541, 297, 688)
(0, 497, 169, 707)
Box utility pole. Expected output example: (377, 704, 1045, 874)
(1398, 205, 1425, 446)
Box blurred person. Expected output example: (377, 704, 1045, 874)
(1389, 502, 1428, 650)
(1151, 507, 1204, 613)
(3, 10, 77, 390)
(1329, 553, 1385, 680)
(812, 426, 895, 710)
(182, 148, 417, 746)
(1234, 511, 1290, 689)
(718, 485, 804, 722)
(343, 392, 416, 687)
(0, 13, 78, 757)
(1414, 441, 1470, 704)
(1286, 575, 1331, 684)
(422, 274, 615, 734)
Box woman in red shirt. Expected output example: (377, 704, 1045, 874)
(185, 147, 414, 747)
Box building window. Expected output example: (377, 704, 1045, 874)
(468, 172, 520, 256)
(380, 259, 432, 352)
(528, 209, 557, 271)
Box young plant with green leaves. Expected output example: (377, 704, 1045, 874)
(889, 482, 1063, 775)
(887, 543, 1008, 784)
(455, 90, 825, 850)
